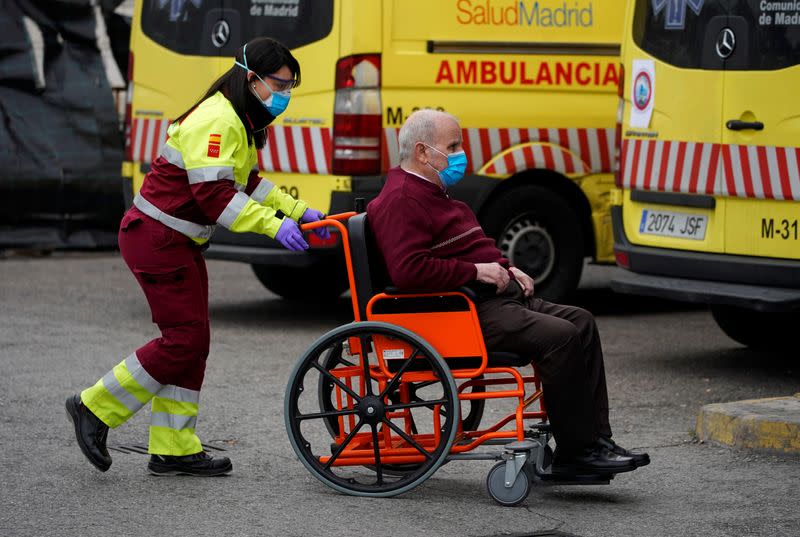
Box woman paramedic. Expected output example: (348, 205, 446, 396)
(66, 37, 327, 476)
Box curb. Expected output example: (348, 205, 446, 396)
(696, 394, 800, 455)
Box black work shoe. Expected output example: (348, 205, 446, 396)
(65, 394, 111, 472)
(148, 451, 232, 476)
(551, 445, 636, 475)
(597, 436, 650, 467)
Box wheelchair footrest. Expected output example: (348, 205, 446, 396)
(536, 471, 613, 485)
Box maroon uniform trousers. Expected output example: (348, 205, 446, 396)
(118, 208, 210, 390)
(477, 282, 612, 455)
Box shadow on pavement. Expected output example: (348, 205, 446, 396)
(540, 488, 644, 505)
(210, 296, 355, 327)
(210, 287, 705, 327)
(565, 287, 703, 317)
(662, 346, 798, 378)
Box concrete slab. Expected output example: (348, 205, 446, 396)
(696, 394, 800, 454)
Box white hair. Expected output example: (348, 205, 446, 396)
(398, 109, 459, 165)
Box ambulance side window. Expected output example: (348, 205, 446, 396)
(729, 1, 800, 70)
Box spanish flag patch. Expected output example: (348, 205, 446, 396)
(207, 133, 221, 158)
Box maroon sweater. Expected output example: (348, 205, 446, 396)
(367, 167, 510, 291)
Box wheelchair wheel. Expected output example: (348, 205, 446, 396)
(286, 321, 459, 497)
(319, 349, 484, 435)
(318, 342, 423, 476)
(317, 340, 348, 438)
(486, 461, 532, 507)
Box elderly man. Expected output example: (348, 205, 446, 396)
(367, 109, 649, 475)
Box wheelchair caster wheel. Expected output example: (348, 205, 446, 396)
(486, 461, 532, 506)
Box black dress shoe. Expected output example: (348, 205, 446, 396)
(65, 394, 111, 472)
(597, 436, 650, 467)
(148, 451, 232, 476)
(551, 445, 636, 475)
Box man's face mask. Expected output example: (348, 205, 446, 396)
(424, 144, 468, 187)
(234, 44, 292, 117)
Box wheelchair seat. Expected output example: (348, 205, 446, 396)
(347, 212, 528, 369)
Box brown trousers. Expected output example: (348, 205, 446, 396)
(476, 282, 611, 454)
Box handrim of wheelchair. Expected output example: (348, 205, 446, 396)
(285, 212, 619, 506)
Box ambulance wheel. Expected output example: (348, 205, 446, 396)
(482, 185, 584, 304)
(285, 321, 459, 497)
(251, 260, 348, 301)
(486, 461, 532, 507)
(710, 305, 797, 351)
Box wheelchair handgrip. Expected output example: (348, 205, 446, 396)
(299, 211, 357, 232)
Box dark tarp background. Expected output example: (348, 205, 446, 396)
(0, 0, 127, 249)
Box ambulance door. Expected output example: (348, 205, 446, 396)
(719, 0, 800, 260)
(622, 0, 728, 254)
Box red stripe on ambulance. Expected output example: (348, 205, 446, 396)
(621, 138, 800, 201)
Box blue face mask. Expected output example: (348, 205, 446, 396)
(234, 44, 291, 117)
(425, 144, 468, 188)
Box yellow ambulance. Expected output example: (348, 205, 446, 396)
(124, 0, 625, 302)
(612, 0, 800, 348)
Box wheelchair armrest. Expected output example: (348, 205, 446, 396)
(457, 286, 478, 302)
(382, 286, 478, 302)
(382, 286, 416, 295)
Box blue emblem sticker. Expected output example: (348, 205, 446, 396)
(633, 71, 652, 111)
(651, 0, 704, 30)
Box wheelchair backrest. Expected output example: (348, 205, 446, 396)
(347, 212, 391, 320)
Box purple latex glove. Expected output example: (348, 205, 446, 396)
(300, 208, 331, 240)
(275, 218, 309, 251)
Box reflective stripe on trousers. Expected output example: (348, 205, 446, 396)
(81, 354, 203, 455)
(148, 385, 203, 456)
(82, 353, 162, 428)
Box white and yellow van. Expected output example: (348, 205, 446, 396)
(612, 0, 800, 348)
(125, 0, 625, 301)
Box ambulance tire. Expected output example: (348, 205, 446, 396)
(482, 186, 584, 304)
(710, 305, 796, 351)
(251, 261, 348, 301)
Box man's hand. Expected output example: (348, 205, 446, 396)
(475, 262, 510, 293)
(510, 267, 534, 297)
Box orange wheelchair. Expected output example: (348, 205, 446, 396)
(285, 211, 611, 505)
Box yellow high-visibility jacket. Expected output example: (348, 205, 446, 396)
(134, 91, 308, 243)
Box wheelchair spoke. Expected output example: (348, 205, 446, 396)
(311, 360, 362, 402)
(382, 418, 433, 459)
(411, 380, 437, 390)
(370, 424, 383, 485)
(324, 343, 355, 368)
(386, 399, 449, 412)
(359, 334, 375, 396)
(323, 418, 365, 470)
(296, 408, 359, 421)
(378, 348, 420, 400)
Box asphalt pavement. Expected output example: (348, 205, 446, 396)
(1, 252, 798, 537)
